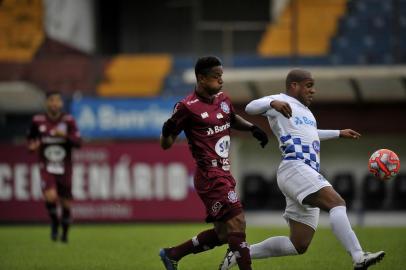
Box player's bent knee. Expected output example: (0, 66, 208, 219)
(214, 223, 229, 243)
(44, 190, 58, 203)
(292, 242, 309, 255)
(217, 232, 228, 244)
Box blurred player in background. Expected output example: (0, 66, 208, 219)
(219, 69, 385, 270)
(159, 56, 269, 270)
(27, 91, 81, 243)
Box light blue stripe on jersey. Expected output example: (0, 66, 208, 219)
(280, 135, 320, 171)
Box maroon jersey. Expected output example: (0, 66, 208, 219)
(27, 113, 81, 176)
(169, 91, 235, 175)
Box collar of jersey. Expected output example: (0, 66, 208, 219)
(194, 90, 215, 104)
(280, 93, 308, 109)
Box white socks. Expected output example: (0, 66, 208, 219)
(329, 206, 363, 262)
(248, 206, 363, 263)
(250, 236, 298, 259)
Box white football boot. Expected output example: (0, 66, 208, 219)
(353, 251, 385, 270)
(218, 249, 237, 270)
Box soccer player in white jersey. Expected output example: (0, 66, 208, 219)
(219, 69, 385, 270)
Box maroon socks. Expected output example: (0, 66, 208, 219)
(228, 232, 252, 270)
(167, 229, 223, 261)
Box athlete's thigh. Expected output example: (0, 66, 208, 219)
(303, 186, 345, 212)
(56, 174, 73, 200)
(43, 188, 58, 202)
(41, 172, 58, 202)
(283, 195, 320, 231)
(277, 160, 331, 205)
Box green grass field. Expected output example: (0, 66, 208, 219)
(0, 224, 404, 270)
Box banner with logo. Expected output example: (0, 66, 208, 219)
(0, 142, 206, 222)
(70, 97, 179, 139)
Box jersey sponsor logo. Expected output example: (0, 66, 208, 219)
(44, 145, 66, 162)
(294, 116, 316, 127)
(42, 137, 66, 143)
(206, 122, 231, 136)
(312, 140, 320, 153)
(227, 190, 238, 203)
(215, 135, 230, 158)
(44, 145, 66, 175)
(201, 112, 209, 119)
(211, 201, 223, 215)
(318, 175, 327, 182)
(220, 102, 230, 114)
(220, 158, 230, 171)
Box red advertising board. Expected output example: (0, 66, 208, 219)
(0, 142, 205, 222)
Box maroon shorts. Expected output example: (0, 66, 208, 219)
(40, 170, 72, 199)
(194, 168, 243, 223)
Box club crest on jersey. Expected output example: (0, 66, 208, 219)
(228, 190, 238, 203)
(220, 102, 230, 114)
(201, 112, 209, 119)
(312, 140, 320, 153)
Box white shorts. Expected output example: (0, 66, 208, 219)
(277, 160, 332, 230)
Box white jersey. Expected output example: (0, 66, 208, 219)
(246, 93, 339, 172)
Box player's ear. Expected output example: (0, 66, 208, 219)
(197, 74, 202, 83)
(292, 82, 301, 92)
(197, 74, 206, 84)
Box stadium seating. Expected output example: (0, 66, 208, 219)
(0, 0, 44, 62)
(258, 0, 347, 56)
(98, 54, 172, 97)
(330, 0, 406, 64)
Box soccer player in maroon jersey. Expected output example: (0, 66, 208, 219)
(159, 56, 269, 270)
(27, 91, 81, 243)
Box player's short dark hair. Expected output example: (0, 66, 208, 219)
(285, 69, 312, 89)
(46, 91, 62, 98)
(194, 56, 222, 77)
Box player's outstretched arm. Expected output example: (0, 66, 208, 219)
(246, 97, 292, 118)
(339, 129, 361, 139)
(245, 96, 273, 115)
(231, 114, 268, 148)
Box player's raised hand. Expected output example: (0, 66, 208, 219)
(270, 100, 292, 118)
(250, 125, 268, 148)
(28, 139, 40, 151)
(339, 129, 361, 139)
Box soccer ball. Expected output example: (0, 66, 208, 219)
(368, 149, 400, 180)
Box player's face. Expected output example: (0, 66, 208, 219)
(46, 94, 63, 115)
(200, 66, 223, 95)
(296, 79, 315, 106)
